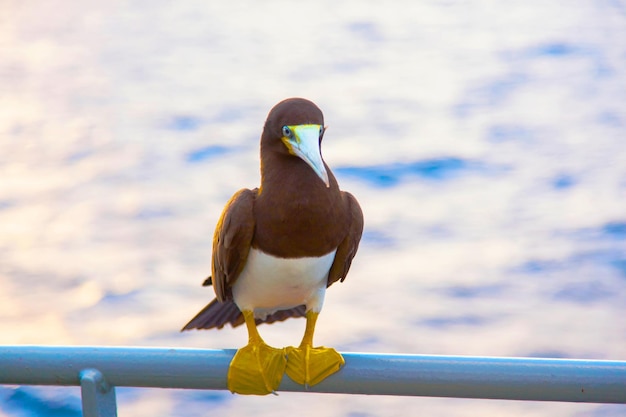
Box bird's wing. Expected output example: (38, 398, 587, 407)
(327, 191, 364, 286)
(212, 188, 257, 302)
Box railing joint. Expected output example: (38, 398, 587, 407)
(79, 368, 118, 417)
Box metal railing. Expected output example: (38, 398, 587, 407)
(1, 346, 625, 417)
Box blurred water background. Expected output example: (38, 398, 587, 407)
(1, 1, 626, 416)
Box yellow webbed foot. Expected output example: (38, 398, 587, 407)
(227, 310, 287, 395)
(285, 344, 345, 387)
(228, 341, 287, 395)
(285, 310, 345, 387)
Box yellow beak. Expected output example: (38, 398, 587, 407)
(281, 124, 330, 187)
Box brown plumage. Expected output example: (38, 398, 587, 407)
(182, 98, 363, 331)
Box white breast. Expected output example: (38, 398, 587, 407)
(232, 247, 337, 320)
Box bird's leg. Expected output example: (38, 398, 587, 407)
(285, 310, 345, 387)
(227, 310, 287, 395)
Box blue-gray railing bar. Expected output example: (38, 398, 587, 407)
(1, 346, 625, 404)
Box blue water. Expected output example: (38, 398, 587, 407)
(185, 145, 232, 163)
(0, 388, 81, 417)
(335, 158, 482, 187)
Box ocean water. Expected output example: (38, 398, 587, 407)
(1, 1, 625, 416)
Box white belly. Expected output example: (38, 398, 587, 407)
(232, 247, 337, 320)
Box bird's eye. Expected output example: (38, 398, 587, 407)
(282, 126, 292, 138)
(319, 126, 324, 136)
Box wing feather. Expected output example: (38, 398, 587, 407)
(212, 188, 257, 302)
(327, 191, 364, 286)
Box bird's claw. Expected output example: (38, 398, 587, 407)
(285, 345, 345, 387)
(227, 342, 287, 395)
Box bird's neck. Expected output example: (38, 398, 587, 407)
(260, 151, 333, 194)
(254, 151, 347, 258)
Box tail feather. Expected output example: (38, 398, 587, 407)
(181, 298, 307, 331)
(260, 305, 306, 325)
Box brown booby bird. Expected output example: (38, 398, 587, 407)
(182, 98, 364, 395)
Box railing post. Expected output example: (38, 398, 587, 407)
(79, 368, 118, 417)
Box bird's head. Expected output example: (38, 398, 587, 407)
(261, 98, 330, 188)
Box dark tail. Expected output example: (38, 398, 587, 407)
(181, 298, 307, 331)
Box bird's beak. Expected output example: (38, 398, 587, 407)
(282, 124, 330, 187)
